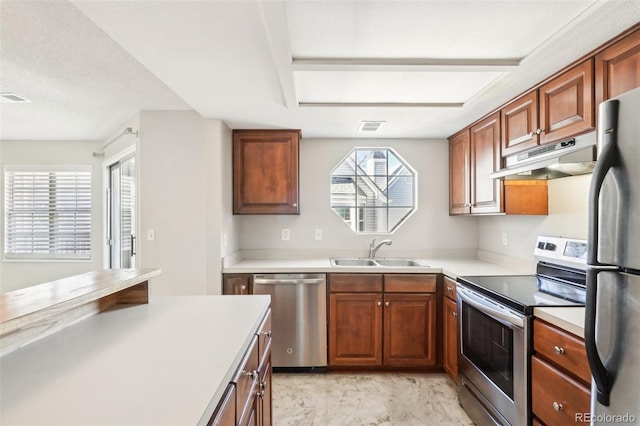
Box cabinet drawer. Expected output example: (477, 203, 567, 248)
(232, 336, 259, 422)
(329, 274, 383, 292)
(384, 274, 436, 293)
(257, 309, 272, 367)
(209, 383, 236, 426)
(532, 355, 590, 426)
(534, 320, 591, 384)
(443, 276, 457, 301)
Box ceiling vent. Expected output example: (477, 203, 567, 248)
(359, 121, 385, 132)
(1, 93, 30, 103)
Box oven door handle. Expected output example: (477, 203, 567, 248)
(457, 286, 524, 328)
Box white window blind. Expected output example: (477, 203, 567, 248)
(4, 167, 92, 260)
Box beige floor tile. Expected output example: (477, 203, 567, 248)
(272, 372, 474, 425)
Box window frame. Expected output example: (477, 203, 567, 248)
(4, 165, 93, 261)
(329, 147, 417, 234)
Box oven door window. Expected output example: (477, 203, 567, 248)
(461, 301, 514, 399)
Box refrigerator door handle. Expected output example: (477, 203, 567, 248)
(587, 99, 619, 267)
(585, 267, 613, 406)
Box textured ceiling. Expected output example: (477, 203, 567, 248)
(0, 0, 190, 140)
(2, 0, 640, 141)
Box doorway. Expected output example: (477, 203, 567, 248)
(107, 154, 136, 268)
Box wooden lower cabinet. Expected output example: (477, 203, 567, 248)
(329, 292, 383, 366)
(223, 274, 252, 295)
(328, 273, 437, 368)
(383, 293, 436, 366)
(531, 356, 590, 426)
(209, 384, 236, 426)
(442, 296, 458, 381)
(531, 319, 591, 426)
(210, 309, 272, 426)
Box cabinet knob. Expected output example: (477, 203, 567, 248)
(453, 312, 457, 317)
(529, 132, 535, 137)
(447, 286, 453, 291)
(554, 345, 565, 355)
(241, 285, 247, 290)
(385, 301, 390, 306)
(244, 370, 257, 379)
(552, 402, 564, 411)
(261, 330, 272, 337)
(292, 202, 298, 207)
(377, 301, 382, 306)
(536, 128, 542, 135)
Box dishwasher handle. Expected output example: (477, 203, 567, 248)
(254, 277, 325, 285)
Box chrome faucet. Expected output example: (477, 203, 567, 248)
(368, 237, 392, 258)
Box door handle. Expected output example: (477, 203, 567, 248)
(587, 100, 619, 267)
(130, 234, 136, 256)
(585, 268, 614, 406)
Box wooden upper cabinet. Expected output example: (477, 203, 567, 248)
(595, 28, 640, 106)
(449, 129, 471, 215)
(233, 130, 300, 215)
(470, 112, 503, 214)
(539, 59, 595, 144)
(501, 91, 540, 156)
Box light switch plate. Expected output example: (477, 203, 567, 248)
(315, 229, 322, 241)
(282, 228, 290, 241)
(147, 229, 155, 241)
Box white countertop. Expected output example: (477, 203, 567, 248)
(0, 295, 271, 425)
(223, 257, 530, 279)
(534, 306, 585, 338)
(224, 256, 585, 337)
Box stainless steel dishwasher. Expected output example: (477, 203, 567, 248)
(253, 273, 327, 370)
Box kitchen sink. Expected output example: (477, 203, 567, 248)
(374, 259, 426, 267)
(330, 258, 428, 267)
(331, 258, 378, 267)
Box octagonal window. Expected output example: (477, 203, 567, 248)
(330, 148, 416, 233)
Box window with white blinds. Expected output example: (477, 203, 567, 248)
(4, 167, 92, 260)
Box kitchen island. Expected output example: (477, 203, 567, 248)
(0, 270, 271, 425)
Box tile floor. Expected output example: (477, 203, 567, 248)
(272, 372, 474, 425)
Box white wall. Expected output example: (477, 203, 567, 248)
(138, 111, 208, 296)
(238, 138, 479, 255)
(137, 111, 232, 296)
(478, 174, 592, 260)
(0, 140, 103, 292)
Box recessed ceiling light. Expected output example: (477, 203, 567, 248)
(359, 121, 385, 132)
(1, 93, 30, 103)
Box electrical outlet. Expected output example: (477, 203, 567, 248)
(223, 232, 228, 248)
(281, 228, 290, 241)
(502, 232, 509, 246)
(315, 228, 322, 241)
(147, 229, 155, 241)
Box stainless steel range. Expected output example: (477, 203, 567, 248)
(456, 236, 588, 426)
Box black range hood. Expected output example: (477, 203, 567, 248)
(491, 132, 597, 180)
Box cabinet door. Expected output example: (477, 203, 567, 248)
(223, 274, 252, 295)
(449, 130, 471, 215)
(501, 91, 540, 156)
(233, 130, 300, 214)
(442, 296, 458, 382)
(470, 112, 503, 214)
(329, 293, 382, 366)
(531, 356, 590, 426)
(257, 358, 272, 426)
(209, 384, 236, 426)
(539, 59, 594, 144)
(383, 293, 437, 367)
(595, 28, 640, 106)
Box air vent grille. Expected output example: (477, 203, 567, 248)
(1, 93, 30, 103)
(517, 138, 575, 161)
(359, 121, 385, 132)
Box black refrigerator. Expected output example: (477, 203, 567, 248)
(586, 86, 640, 424)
